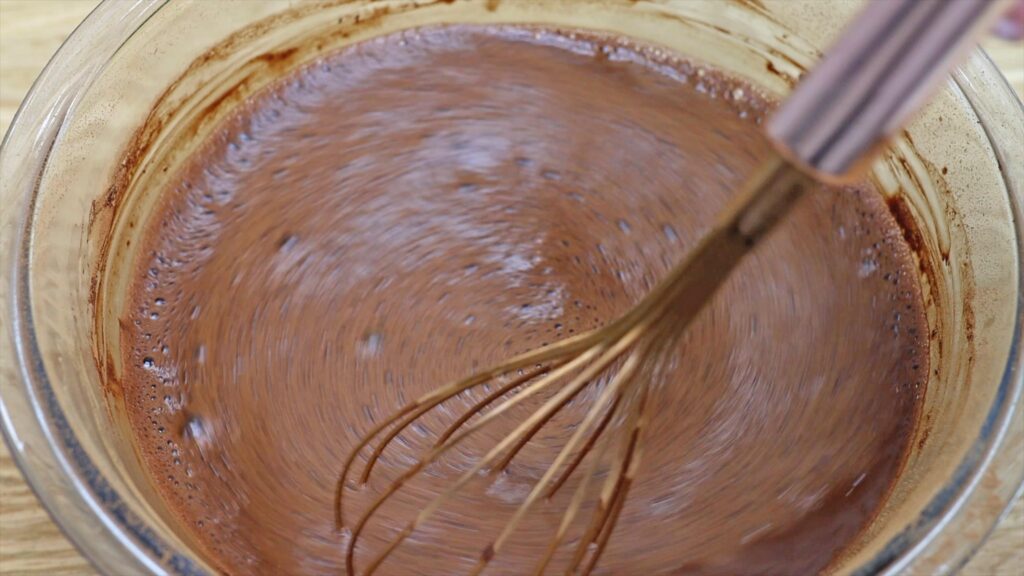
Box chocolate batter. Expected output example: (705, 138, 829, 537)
(120, 26, 928, 575)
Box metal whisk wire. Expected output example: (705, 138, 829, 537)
(336, 160, 810, 575)
(338, 323, 648, 575)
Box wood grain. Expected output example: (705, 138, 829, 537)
(0, 1, 1021, 575)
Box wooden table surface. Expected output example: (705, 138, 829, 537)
(1, 1, 1022, 574)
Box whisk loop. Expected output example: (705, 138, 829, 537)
(337, 158, 811, 575)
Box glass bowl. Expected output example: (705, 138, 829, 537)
(1, 1, 1021, 574)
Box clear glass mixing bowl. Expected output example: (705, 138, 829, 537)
(1, 1, 1021, 574)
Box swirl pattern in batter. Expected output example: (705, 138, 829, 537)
(120, 25, 928, 575)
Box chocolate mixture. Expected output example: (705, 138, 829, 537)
(120, 26, 928, 575)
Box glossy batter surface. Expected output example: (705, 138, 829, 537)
(120, 26, 928, 575)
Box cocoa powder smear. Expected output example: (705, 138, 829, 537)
(121, 25, 928, 575)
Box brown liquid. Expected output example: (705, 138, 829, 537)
(120, 26, 928, 575)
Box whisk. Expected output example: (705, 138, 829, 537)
(337, 1, 1006, 573)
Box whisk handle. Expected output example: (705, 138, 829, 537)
(767, 0, 1010, 182)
